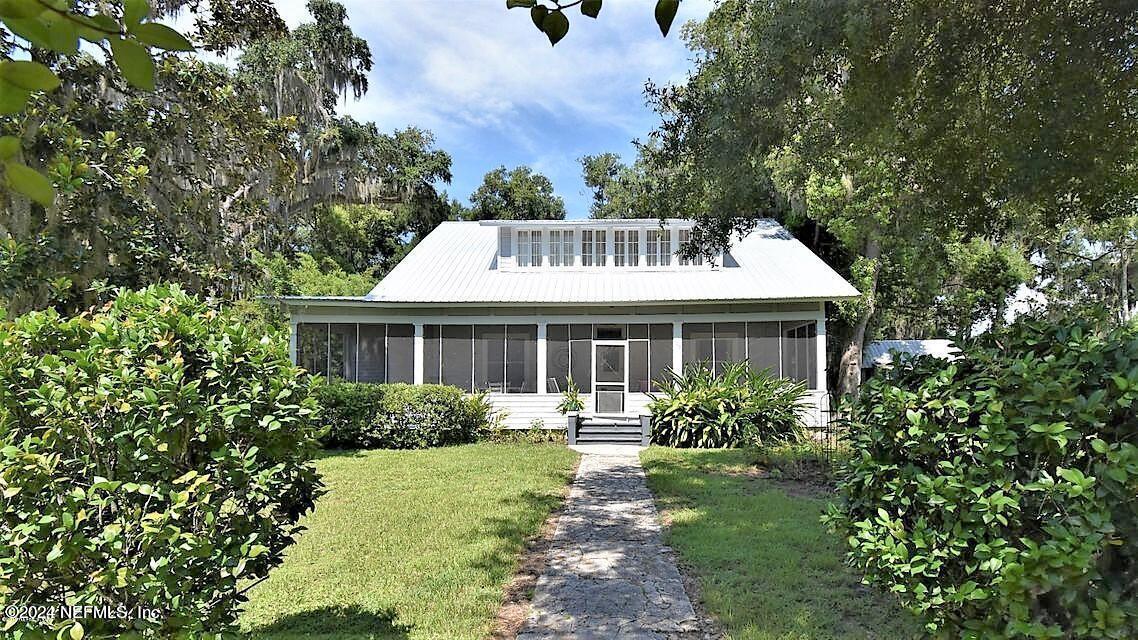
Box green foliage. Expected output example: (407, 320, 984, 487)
(0, 0, 193, 204)
(316, 382, 493, 450)
(506, 0, 680, 43)
(463, 164, 566, 221)
(649, 362, 809, 448)
(556, 376, 584, 414)
(825, 316, 1138, 638)
(254, 251, 375, 298)
(488, 425, 568, 445)
(0, 284, 323, 638)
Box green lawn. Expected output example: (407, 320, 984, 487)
(240, 443, 578, 640)
(640, 447, 922, 640)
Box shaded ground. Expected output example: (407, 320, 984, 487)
(640, 447, 922, 640)
(241, 443, 579, 640)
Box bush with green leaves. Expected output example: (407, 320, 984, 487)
(649, 362, 809, 448)
(0, 285, 322, 640)
(824, 317, 1138, 639)
(316, 382, 492, 449)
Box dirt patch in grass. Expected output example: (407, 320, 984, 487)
(491, 456, 580, 639)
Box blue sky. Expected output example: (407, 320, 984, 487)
(271, 0, 714, 219)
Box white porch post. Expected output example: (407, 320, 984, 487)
(537, 322, 548, 394)
(816, 310, 827, 392)
(672, 321, 683, 373)
(288, 317, 298, 364)
(413, 322, 424, 384)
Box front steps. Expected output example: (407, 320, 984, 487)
(569, 415, 650, 446)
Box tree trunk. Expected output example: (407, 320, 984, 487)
(836, 236, 881, 399)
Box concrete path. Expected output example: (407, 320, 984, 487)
(517, 447, 700, 639)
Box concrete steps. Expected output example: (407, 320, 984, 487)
(573, 416, 647, 445)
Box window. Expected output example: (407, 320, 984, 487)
(658, 228, 672, 266)
(679, 229, 703, 266)
(681, 321, 819, 389)
(713, 322, 745, 375)
(474, 325, 506, 391)
(782, 321, 818, 388)
(297, 323, 329, 376)
(357, 324, 387, 382)
(614, 230, 626, 267)
(648, 324, 671, 392)
(506, 325, 538, 393)
(647, 229, 671, 266)
(530, 230, 542, 267)
(746, 322, 780, 376)
(517, 230, 532, 267)
(594, 229, 607, 266)
(385, 324, 415, 383)
(442, 325, 473, 390)
(627, 230, 639, 266)
(547, 324, 594, 393)
(582, 230, 594, 266)
(550, 230, 562, 266)
(424, 324, 441, 383)
(301, 322, 414, 383)
(562, 230, 574, 266)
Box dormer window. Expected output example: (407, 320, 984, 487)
(646, 228, 672, 267)
(614, 230, 639, 267)
(679, 228, 703, 266)
(505, 223, 715, 270)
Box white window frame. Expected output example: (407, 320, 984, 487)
(562, 230, 574, 267)
(627, 230, 640, 267)
(531, 229, 542, 267)
(517, 230, 532, 268)
(549, 229, 562, 266)
(614, 230, 626, 267)
(582, 229, 594, 267)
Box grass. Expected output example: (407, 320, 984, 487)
(240, 443, 578, 640)
(640, 447, 922, 640)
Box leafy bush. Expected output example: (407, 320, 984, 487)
(556, 376, 585, 414)
(824, 317, 1138, 639)
(316, 382, 492, 449)
(0, 285, 322, 639)
(649, 362, 809, 448)
(488, 425, 568, 445)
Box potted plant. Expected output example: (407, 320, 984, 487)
(556, 376, 584, 415)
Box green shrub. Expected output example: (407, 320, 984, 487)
(649, 362, 809, 448)
(316, 382, 492, 449)
(556, 376, 585, 414)
(0, 285, 322, 639)
(824, 317, 1138, 639)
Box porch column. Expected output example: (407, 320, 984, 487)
(413, 322, 424, 384)
(288, 317, 298, 364)
(537, 322, 548, 394)
(672, 320, 683, 374)
(816, 306, 827, 393)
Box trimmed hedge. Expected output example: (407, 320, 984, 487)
(0, 285, 322, 639)
(316, 382, 492, 449)
(825, 317, 1138, 639)
(649, 362, 809, 448)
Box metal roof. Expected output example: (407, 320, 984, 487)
(340, 218, 859, 306)
(863, 340, 961, 368)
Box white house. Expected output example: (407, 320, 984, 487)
(280, 218, 859, 432)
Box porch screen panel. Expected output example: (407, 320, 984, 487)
(423, 324, 441, 384)
(681, 323, 714, 370)
(648, 324, 672, 391)
(629, 340, 650, 392)
(628, 323, 648, 340)
(546, 324, 570, 393)
(474, 325, 506, 392)
(442, 325, 474, 391)
(505, 325, 537, 393)
(781, 321, 818, 389)
(328, 323, 357, 381)
(386, 324, 415, 383)
(297, 323, 328, 377)
(568, 324, 592, 392)
(713, 322, 746, 374)
(746, 321, 780, 376)
(357, 324, 386, 382)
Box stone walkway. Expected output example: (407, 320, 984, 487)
(517, 446, 700, 639)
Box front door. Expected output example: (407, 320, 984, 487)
(594, 342, 625, 414)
